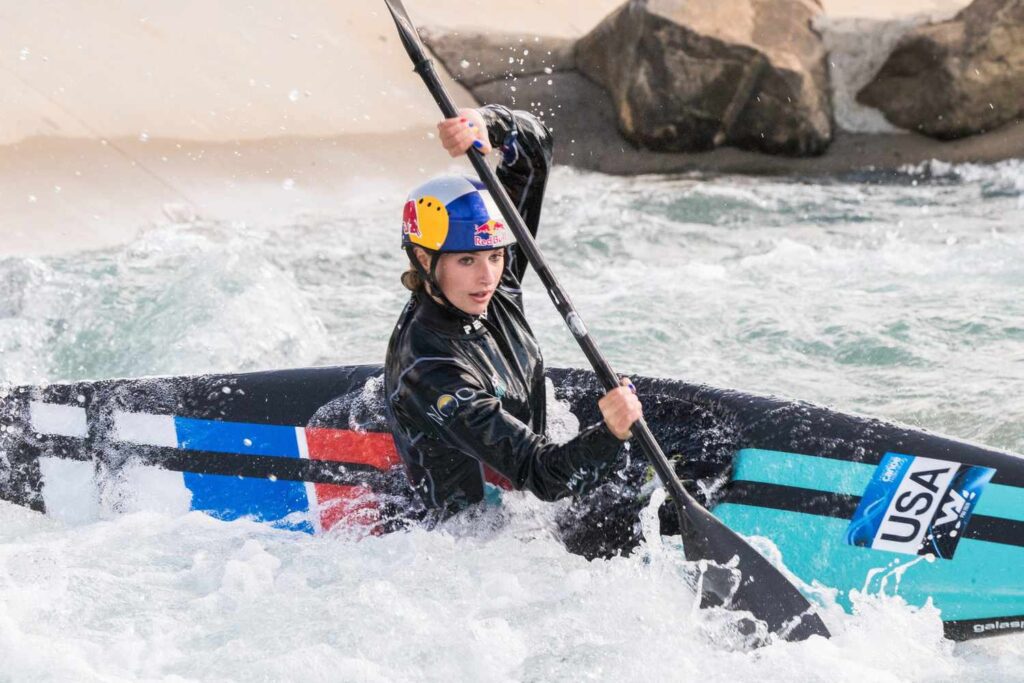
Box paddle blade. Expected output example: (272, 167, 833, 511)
(680, 503, 830, 641)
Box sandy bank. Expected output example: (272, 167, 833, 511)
(0, 0, 624, 146)
(1, 131, 454, 257)
(0, 0, 982, 257)
(0, 0, 623, 256)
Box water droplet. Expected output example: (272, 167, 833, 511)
(288, 89, 300, 102)
(19, 47, 30, 61)
(282, 178, 296, 190)
(139, 131, 150, 142)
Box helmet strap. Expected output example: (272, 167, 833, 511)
(406, 247, 465, 318)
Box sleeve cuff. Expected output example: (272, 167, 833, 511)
(578, 420, 628, 448)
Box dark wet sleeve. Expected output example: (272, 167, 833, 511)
(479, 104, 553, 285)
(402, 360, 623, 502)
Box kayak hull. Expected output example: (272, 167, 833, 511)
(2, 364, 1022, 641)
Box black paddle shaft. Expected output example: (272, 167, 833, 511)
(382, 0, 830, 642)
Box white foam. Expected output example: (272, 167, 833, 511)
(544, 377, 580, 444)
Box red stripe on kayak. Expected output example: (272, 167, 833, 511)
(484, 465, 513, 491)
(316, 483, 382, 535)
(304, 428, 400, 471)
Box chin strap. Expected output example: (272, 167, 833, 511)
(406, 247, 463, 318)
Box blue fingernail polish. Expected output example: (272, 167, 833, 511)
(467, 122, 475, 127)
(628, 383, 636, 394)
(473, 140, 484, 149)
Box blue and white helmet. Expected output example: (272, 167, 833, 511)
(401, 175, 515, 252)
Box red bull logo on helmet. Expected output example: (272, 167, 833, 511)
(402, 200, 422, 239)
(473, 219, 508, 247)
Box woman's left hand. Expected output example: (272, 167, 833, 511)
(598, 378, 643, 441)
(437, 108, 492, 157)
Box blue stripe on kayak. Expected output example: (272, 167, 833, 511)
(172, 418, 309, 532)
(174, 417, 299, 457)
(714, 502, 1024, 623)
(733, 448, 1024, 522)
(184, 472, 312, 533)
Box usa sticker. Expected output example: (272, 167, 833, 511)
(846, 452, 995, 559)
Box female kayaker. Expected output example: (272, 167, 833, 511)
(384, 104, 642, 519)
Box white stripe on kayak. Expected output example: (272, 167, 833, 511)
(29, 402, 88, 438)
(113, 411, 178, 448)
(295, 426, 322, 534)
(117, 463, 192, 515)
(38, 456, 100, 523)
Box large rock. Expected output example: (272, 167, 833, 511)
(857, 0, 1024, 139)
(574, 0, 833, 155)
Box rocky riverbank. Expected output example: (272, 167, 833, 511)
(423, 0, 1024, 174)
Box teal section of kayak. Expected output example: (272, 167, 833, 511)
(484, 483, 504, 507)
(718, 448, 1024, 622)
(714, 503, 1024, 621)
(977, 484, 1024, 523)
(733, 448, 874, 495)
(732, 448, 1024, 522)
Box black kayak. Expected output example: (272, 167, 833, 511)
(2, 364, 1023, 641)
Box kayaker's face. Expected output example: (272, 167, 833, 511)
(423, 249, 504, 316)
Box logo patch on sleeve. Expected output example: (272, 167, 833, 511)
(846, 452, 996, 559)
(435, 395, 457, 417)
(425, 388, 477, 425)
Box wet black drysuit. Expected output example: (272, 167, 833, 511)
(384, 105, 625, 519)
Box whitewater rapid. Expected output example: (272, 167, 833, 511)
(2, 161, 1023, 680)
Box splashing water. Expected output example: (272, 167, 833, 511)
(1, 163, 1023, 680)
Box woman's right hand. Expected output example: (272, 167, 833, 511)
(599, 378, 643, 441)
(437, 108, 492, 157)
